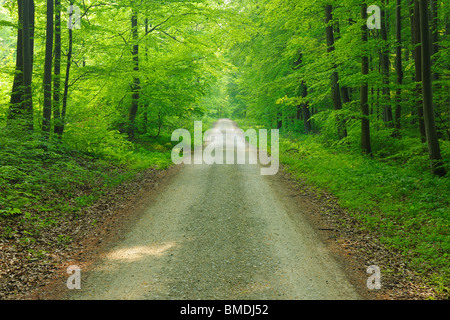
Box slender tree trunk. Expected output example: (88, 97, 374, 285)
(277, 113, 282, 130)
(8, 0, 24, 123)
(30, 1, 34, 74)
(59, 1, 75, 137)
(145, 18, 149, 62)
(9, 0, 33, 129)
(53, 0, 62, 135)
(22, 0, 34, 131)
(300, 81, 311, 134)
(394, 0, 404, 133)
(413, 0, 427, 142)
(370, 55, 374, 115)
(429, 0, 441, 135)
(341, 87, 351, 104)
(361, 3, 372, 155)
(408, 0, 417, 123)
(446, 13, 450, 36)
(42, 0, 54, 133)
(446, 8, 450, 133)
(430, 0, 439, 83)
(418, 0, 446, 176)
(341, 18, 354, 110)
(296, 104, 302, 121)
(128, 7, 140, 139)
(380, 0, 393, 125)
(325, 5, 346, 140)
(142, 18, 149, 133)
(293, 51, 311, 134)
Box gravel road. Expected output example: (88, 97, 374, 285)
(69, 119, 361, 300)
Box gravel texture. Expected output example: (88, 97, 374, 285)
(68, 120, 360, 300)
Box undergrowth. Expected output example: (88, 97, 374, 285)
(279, 133, 449, 298)
(0, 129, 173, 249)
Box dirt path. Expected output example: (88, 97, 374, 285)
(65, 120, 364, 300)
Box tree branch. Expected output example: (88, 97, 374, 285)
(158, 29, 184, 43)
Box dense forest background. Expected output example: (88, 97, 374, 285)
(0, 0, 448, 298)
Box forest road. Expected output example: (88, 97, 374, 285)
(68, 119, 361, 300)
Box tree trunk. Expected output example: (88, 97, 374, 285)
(361, 4, 372, 155)
(8, 0, 24, 123)
(277, 113, 282, 130)
(293, 51, 311, 134)
(59, 0, 75, 137)
(128, 7, 140, 139)
(429, 0, 441, 134)
(325, 4, 346, 140)
(42, 0, 54, 133)
(30, 1, 34, 74)
(408, 0, 416, 123)
(418, 0, 446, 176)
(21, 0, 34, 131)
(8, 0, 34, 129)
(341, 19, 354, 109)
(341, 87, 351, 104)
(300, 81, 311, 134)
(413, 0, 426, 142)
(380, 0, 393, 125)
(53, 0, 62, 135)
(429, 0, 439, 82)
(394, 0, 403, 132)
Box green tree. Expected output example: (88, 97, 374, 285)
(360, 3, 372, 155)
(419, 0, 446, 176)
(42, 0, 53, 133)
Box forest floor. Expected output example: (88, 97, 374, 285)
(0, 165, 174, 300)
(0, 123, 438, 300)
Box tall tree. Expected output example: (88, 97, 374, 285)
(380, 0, 393, 125)
(299, 81, 311, 134)
(128, 6, 140, 139)
(418, 0, 446, 176)
(360, 3, 372, 155)
(8, 0, 34, 129)
(42, 0, 54, 133)
(59, 0, 75, 137)
(413, 0, 426, 142)
(294, 51, 311, 134)
(325, 4, 346, 140)
(21, 0, 34, 131)
(8, 0, 24, 123)
(53, 0, 62, 135)
(394, 0, 403, 132)
(429, 0, 439, 83)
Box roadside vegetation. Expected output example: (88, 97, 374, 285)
(225, 0, 449, 299)
(233, 118, 450, 298)
(281, 134, 449, 297)
(0, 128, 172, 243)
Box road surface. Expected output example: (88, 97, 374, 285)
(69, 119, 360, 300)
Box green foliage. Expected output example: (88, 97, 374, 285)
(0, 0, 449, 298)
(277, 133, 449, 294)
(225, 0, 449, 295)
(0, 0, 238, 251)
(64, 115, 134, 161)
(225, 0, 449, 150)
(0, 127, 172, 249)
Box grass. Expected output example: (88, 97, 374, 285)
(0, 129, 173, 246)
(278, 133, 449, 297)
